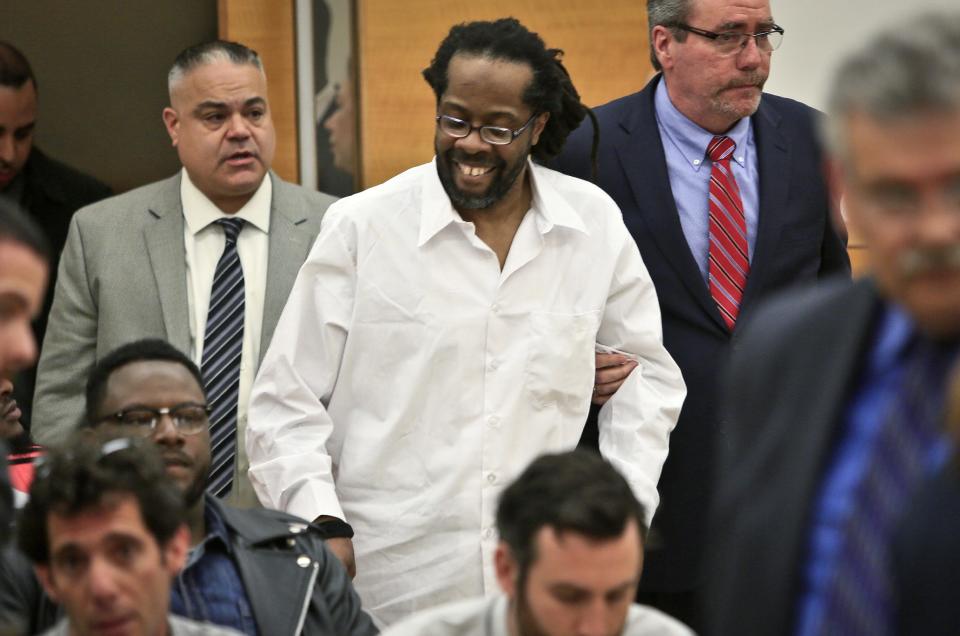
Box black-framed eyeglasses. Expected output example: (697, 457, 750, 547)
(96, 403, 211, 436)
(435, 113, 539, 145)
(675, 23, 784, 54)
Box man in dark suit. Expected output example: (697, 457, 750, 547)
(708, 11, 960, 635)
(0, 42, 112, 431)
(553, 0, 849, 628)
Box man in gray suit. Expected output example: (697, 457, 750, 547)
(31, 40, 335, 509)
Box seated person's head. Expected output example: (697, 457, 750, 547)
(18, 432, 188, 636)
(83, 339, 211, 507)
(495, 451, 647, 636)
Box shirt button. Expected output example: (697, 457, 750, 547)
(491, 303, 500, 314)
(487, 358, 499, 372)
(487, 473, 497, 484)
(483, 528, 494, 539)
(693, 159, 701, 166)
(487, 415, 500, 428)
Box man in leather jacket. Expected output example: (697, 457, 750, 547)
(0, 338, 378, 635)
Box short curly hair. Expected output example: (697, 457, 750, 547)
(18, 431, 185, 565)
(422, 17, 595, 164)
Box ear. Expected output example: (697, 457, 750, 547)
(530, 112, 550, 147)
(823, 156, 855, 239)
(34, 564, 61, 604)
(162, 524, 190, 575)
(494, 542, 520, 599)
(162, 107, 181, 148)
(651, 25, 677, 71)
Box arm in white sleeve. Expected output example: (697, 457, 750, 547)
(596, 224, 686, 528)
(246, 207, 357, 522)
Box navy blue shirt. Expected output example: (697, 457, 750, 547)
(170, 500, 258, 635)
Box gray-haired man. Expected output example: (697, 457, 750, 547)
(709, 11, 960, 635)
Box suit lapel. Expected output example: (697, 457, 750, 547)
(616, 79, 728, 330)
(742, 99, 790, 308)
(261, 173, 314, 363)
(144, 174, 191, 355)
(779, 281, 879, 605)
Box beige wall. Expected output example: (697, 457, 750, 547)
(218, 0, 300, 184)
(1, 0, 218, 193)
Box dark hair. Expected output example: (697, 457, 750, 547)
(84, 338, 204, 426)
(168, 40, 263, 94)
(422, 17, 598, 171)
(0, 41, 36, 90)
(0, 199, 50, 262)
(496, 450, 646, 577)
(18, 431, 185, 565)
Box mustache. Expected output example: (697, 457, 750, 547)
(218, 148, 260, 165)
(899, 245, 960, 278)
(161, 450, 193, 467)
(446, 149, 500, 168)
(721, 72, 767, 90)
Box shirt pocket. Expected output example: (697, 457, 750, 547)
(524, 310, 601, 411)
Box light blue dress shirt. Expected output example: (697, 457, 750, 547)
(653, 79, 760, 282)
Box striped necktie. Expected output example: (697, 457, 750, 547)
(706, 135, 749, 330)
(816, 339, 956, 634)
(202, 217, 245, 498)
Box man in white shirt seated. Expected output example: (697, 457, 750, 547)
(247, 17, 685, 626)
(383, 451, 693, 636)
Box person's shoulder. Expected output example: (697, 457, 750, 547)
(736, 276, 868, 352)
(534, 162, 620, 212)
(626, 604, 696, 636)
(381, 596, 492, 636)
(168, 614, 245, 635)
(72, 174, 179, 227)
(271, 173, 338, 212)
(757, 92, 824, 127)
(26, 148, 112, 202)
(323, 162, 431, 225)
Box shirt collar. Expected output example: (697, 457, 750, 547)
(418, 158, 588, 247)
(200, 498, 233, 552)
(654, 78, 752, 171)
(180, 168, 272, 235)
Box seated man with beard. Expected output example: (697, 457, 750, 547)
(384, 451, 693, 636)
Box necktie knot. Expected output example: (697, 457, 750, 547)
(707, 136, 736, 162)
(216, 217, 245, 246)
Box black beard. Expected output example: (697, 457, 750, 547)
(435, 143, 531, 211)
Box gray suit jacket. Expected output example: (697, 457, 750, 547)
(32, 172, 334, 447)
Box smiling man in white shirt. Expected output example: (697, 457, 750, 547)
(247, 18, 685, 627)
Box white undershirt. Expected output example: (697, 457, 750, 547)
(181, 169, 271, 508)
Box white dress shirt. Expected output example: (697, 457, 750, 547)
(247, 160, 685, 625)
(181, 169, 271, 508)
(382, 595, 695, 636)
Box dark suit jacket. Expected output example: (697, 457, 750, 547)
(707, 278, 878, 635)
(891, 461, 960, 636)
(13, 148, 112, 429)
(552, 75, 850, 592)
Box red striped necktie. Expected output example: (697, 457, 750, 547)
(707, 135, 749, 330)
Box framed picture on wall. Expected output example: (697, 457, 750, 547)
(295, 0, 359, 196)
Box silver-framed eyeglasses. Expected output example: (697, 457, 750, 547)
(436, 113, 539, 145)
(676, 23, 784, 54)
(97, 402, 211, 436)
